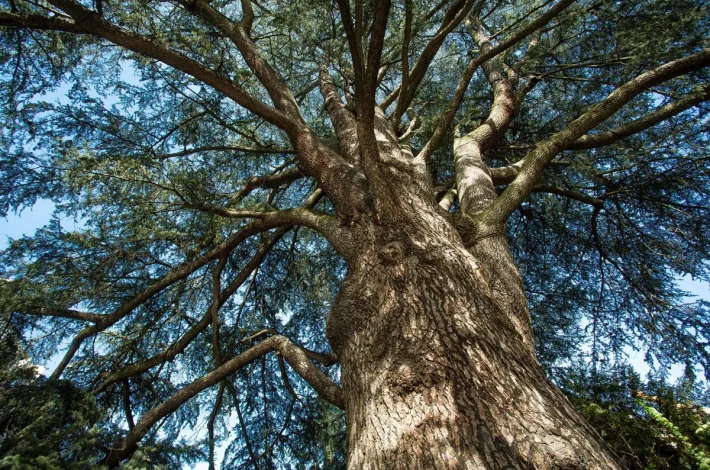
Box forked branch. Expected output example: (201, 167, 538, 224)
(416, 0, 577, 164)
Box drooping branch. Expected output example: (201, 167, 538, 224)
(225, 381, 260, 470)
(479, 48, 710, 229)
(530, 185, 604, 207)
(152, 145, 295, 160)
(4, 1, 370, 226)
(227, 167, 304, 206)
(92, 227, 287, 394)
(0, 9, 294, 131)
(415, 0, 577, 164)
(181, 191, 355, 255)
(50, 194, 347, 380)
(103, 335, 344, 468)
(210, 254, 228, 368)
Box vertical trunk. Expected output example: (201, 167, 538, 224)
(326, 204, 622, 469)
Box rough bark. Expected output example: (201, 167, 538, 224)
(319, 108, 622, 468)
(327, 196, 622, 469)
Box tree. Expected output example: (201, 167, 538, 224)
(564, 365, 710, 470)
(0, 0, 709, 467)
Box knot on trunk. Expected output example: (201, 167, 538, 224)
(378, 240, 406, 265)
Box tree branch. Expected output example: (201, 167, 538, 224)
(479, 48, 710, 229)
(335, 0, 364, 92)
(2, 8, 295, 131)
(227, 167, 304, 206)
(177, 0, 304, 124)
(453, 15, 517, 215)
(104, 335, 344, 468)
(207, 382, 226, 470)
(394, 0, 413, 124)
(388, 0, 478, 121)
(49, 205, 340, 379)
(92, 228, 288, 394)
(319, 66, 360, 163)
(569, 84, 710, 150)
(530, 185, 604, 207)
(173, 0, 370, 221)
(23, 306, 106, 323)
(152, 145, 295, 160)
(121, 379, 135, 430)
(360, 0, 391, 121)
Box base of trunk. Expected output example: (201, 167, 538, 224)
(328, 237, 622, 469)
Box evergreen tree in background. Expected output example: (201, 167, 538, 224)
(0, 0, 709, 467)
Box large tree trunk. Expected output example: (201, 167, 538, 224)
(325, 195, 622, 469)
(313, 79, 622, 466)
(327, 223, 622, 468)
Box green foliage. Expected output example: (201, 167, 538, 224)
(0, 334, 106, 469)
(564, 367, 710, 470)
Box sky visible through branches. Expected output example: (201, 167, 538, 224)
(1, 59, 708, 395)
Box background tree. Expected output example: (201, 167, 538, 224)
(0, 0, 709, 468)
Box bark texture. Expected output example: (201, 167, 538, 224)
(9, 0, 706, 466)
(328, 224, 621, 468)
(321, 109, 622, 469)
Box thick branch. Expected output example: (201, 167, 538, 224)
(416, 0, 576, 164)
(184, 191, 354, 255)
(480, 48, 710, 228)
(360, 0, 391, 121)
(175, 0, 370, 220)
(335, 0, 365, 94)
(319, 67, 360, 163)
(454, 16, 517, 215)
(104, 335, 344, 468)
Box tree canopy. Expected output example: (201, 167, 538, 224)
(0, 0, 709, 467)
